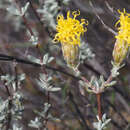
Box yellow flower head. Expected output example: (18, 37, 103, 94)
(54, 10, 88, 46)
(115, 9, 130, 45)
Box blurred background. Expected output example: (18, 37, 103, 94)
(0, 0, 130, 129)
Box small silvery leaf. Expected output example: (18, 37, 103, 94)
(49, 3, 57, 11)
(36, 0, 59, 29)
(7, 2, 29, 17)
(111, 61, 125, 78)
(12, 82, 16, 91)
(48, 57, 54, 63)
(97, 115, 100, 121)
(27, 55, 41, 64)
(39, 73, 46, 80)
(79, 80, 85, 86)
(100, 75, 105, 83)
(93, 114, 111, 130)
(0, 115, 6, 121)
(95, 80, 99, 89)
(28, 117, 42, 129)
(36, 73, 61, 92)
(21, 2, 30, 16)
(43, 53, 49, 64)
(12, 124, 22, 130)
(1, 74, 15, 86)
(43, 103, 51, 114)
(90, 76, 96, 85)
(48, 87, 61, 92)
(62, 0, 70, 5)
(79, 41, 95, 63)
(29, 35, 38, 46)
(6, 6, 21, 16)
(37, 9, 43, 14)
(93, 121, 102, 130)
(93, 122, 98, 129)
(105, 81, 117, 87)
(102, 114, 106, 122)
(0, 99, 9, 112)
(101, 119, 111, 128)
(44, 128, 48, 130)
(18, 74, 25, 81)
(47, 76, 52, 82)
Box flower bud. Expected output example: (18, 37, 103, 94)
(62, 43, 79, 68)
(113, 39, 128, 65)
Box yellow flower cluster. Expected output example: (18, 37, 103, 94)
(113, 39, 128, 65)
(113, 9, 130, 65)
(115, 9, 130, 45)
(54, 10, 88, 46)
(53, 11, 87, 68)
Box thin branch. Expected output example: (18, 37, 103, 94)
(5, 84, 11, 97)
(0, 68, 12, 130)
(13, 0, 34, 36)
(27, 0, 53, 37)
(68, 92, 90, 130)
(83, 63, 102, 78)
(105, 0, 118, 18)
(14, 61, 18, 92)
(96, 93, 102, 120)
(89, 0, 117, 35)
(0, 68, 11, 97)
(43, 92, 51, 129)
(0, 54, 79, 80)
(6, 97, 12, 130)
(111, 119, 123, 130)
(27, 0, 44, 26)
(105, 99, 128, 125)
(3, 82, 12, 130)
(105, 74, 113, 84)
(41, 64, 50, 129)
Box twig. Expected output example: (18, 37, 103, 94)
(111, 119, 123, 130)
(27, 0, 53, 37)
(43, 92, 50, 129)
(96, 93, 102, 120)
(0, 68, 12, 130)
(3, 83, 12, 130)
(6, 97, 12, 130)
(68, 92, 90, 130)
(105, 1, 117, 16)
(83, 63, 102, 78)
(4, 84, 11, 97)
(105, 99, 128, 125)
(13, 0, 34, 36)
(105, 74, 113, 84)
(89, 0, 117, 35)
(14, 61, 18, 92)
(27, 0, 44, 26)
(41, 65, 51, 129)
(0, 54, 79, 80)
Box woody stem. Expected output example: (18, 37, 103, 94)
(96, 93, 102, 120)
